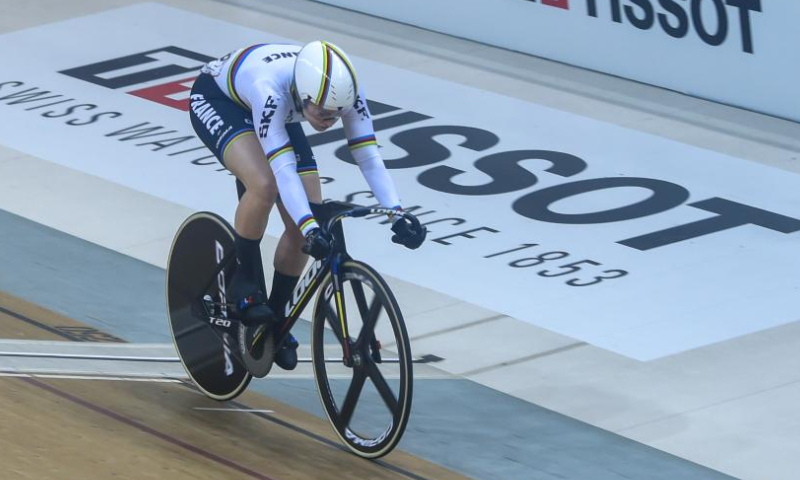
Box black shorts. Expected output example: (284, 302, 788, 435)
(189, 73, 317, 173)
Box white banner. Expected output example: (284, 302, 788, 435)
(1, 3, 799, 360)
(315, 0, 800, 122)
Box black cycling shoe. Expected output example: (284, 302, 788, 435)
(234, 291, 274, 326)
(274, 333, 299, 370)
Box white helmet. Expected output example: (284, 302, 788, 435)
(293, 41, 358, 111)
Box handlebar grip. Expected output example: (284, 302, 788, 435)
(348, 208, 372, 218)
(324, 206, 425, 234)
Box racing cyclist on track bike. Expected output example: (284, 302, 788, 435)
(188, 41, 426, 371)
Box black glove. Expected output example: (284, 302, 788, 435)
(391, 217, 426, 249)
(302, 227, 332, 259)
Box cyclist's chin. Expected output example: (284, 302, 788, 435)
(307, 119, 328, 132)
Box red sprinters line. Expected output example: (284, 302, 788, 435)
(21, 377, 281, 480)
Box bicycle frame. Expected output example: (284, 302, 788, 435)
(199, 202, 411, 367)
(273, 204, 405, 365)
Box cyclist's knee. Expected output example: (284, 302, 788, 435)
(244, 175, 277, 205)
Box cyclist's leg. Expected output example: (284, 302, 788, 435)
(189, 73, 274, 320)
(224, 136, 277, 240)
(269, 121, 321, 315)
(222, 137, 279, 320)
(267, 174, 319, 370)
(269, 122, 320, 370)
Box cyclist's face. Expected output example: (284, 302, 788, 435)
(303, 101, 342, 132)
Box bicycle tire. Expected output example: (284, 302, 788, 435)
(166, 211, 252, 401)
(311, 260, 413, 458)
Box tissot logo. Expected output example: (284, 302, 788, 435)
(524, 0, 762, 53)
(55, 45, 800, 253)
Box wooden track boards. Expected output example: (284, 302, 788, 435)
(0, 292, 473, 480)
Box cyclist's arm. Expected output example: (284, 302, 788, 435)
(251, 88, 319, 235)
(342, 91, 402, 211)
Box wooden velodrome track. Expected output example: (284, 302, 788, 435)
(0, 291, 469, 480)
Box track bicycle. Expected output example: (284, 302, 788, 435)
(166, 201, 417, 458)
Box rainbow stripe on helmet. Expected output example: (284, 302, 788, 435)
(314, 41, 359, 108)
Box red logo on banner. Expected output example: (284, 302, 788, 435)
(542, 0, 569, 9)
(128, 76, 197, 111)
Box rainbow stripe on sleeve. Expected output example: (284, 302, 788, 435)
(297, 166, 319, 176)
(347, 134, 377, 151)
(226, 44, 266, 109)
(297, 214, 318, 234)
(267, 142, 294, 163)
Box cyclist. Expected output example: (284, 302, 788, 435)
(188, 41, 426, 370)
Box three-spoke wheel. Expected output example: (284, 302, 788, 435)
(312, 260, 413, 458)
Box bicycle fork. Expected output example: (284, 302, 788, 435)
(331, 254, 382, 368)
(331, 253, 354, 367)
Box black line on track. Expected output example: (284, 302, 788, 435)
(4, 298, 442, 480)
(233, 399, 438, 480)
(21, 377, 282, 480)
(178, 380, 438, 480)
(0, 304, 81, 341)
(374, 459, 436, 480)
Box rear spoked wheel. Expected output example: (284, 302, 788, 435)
(311, 260, 413, 458)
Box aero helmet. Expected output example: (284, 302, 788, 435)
(293, 41, 358, 111)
